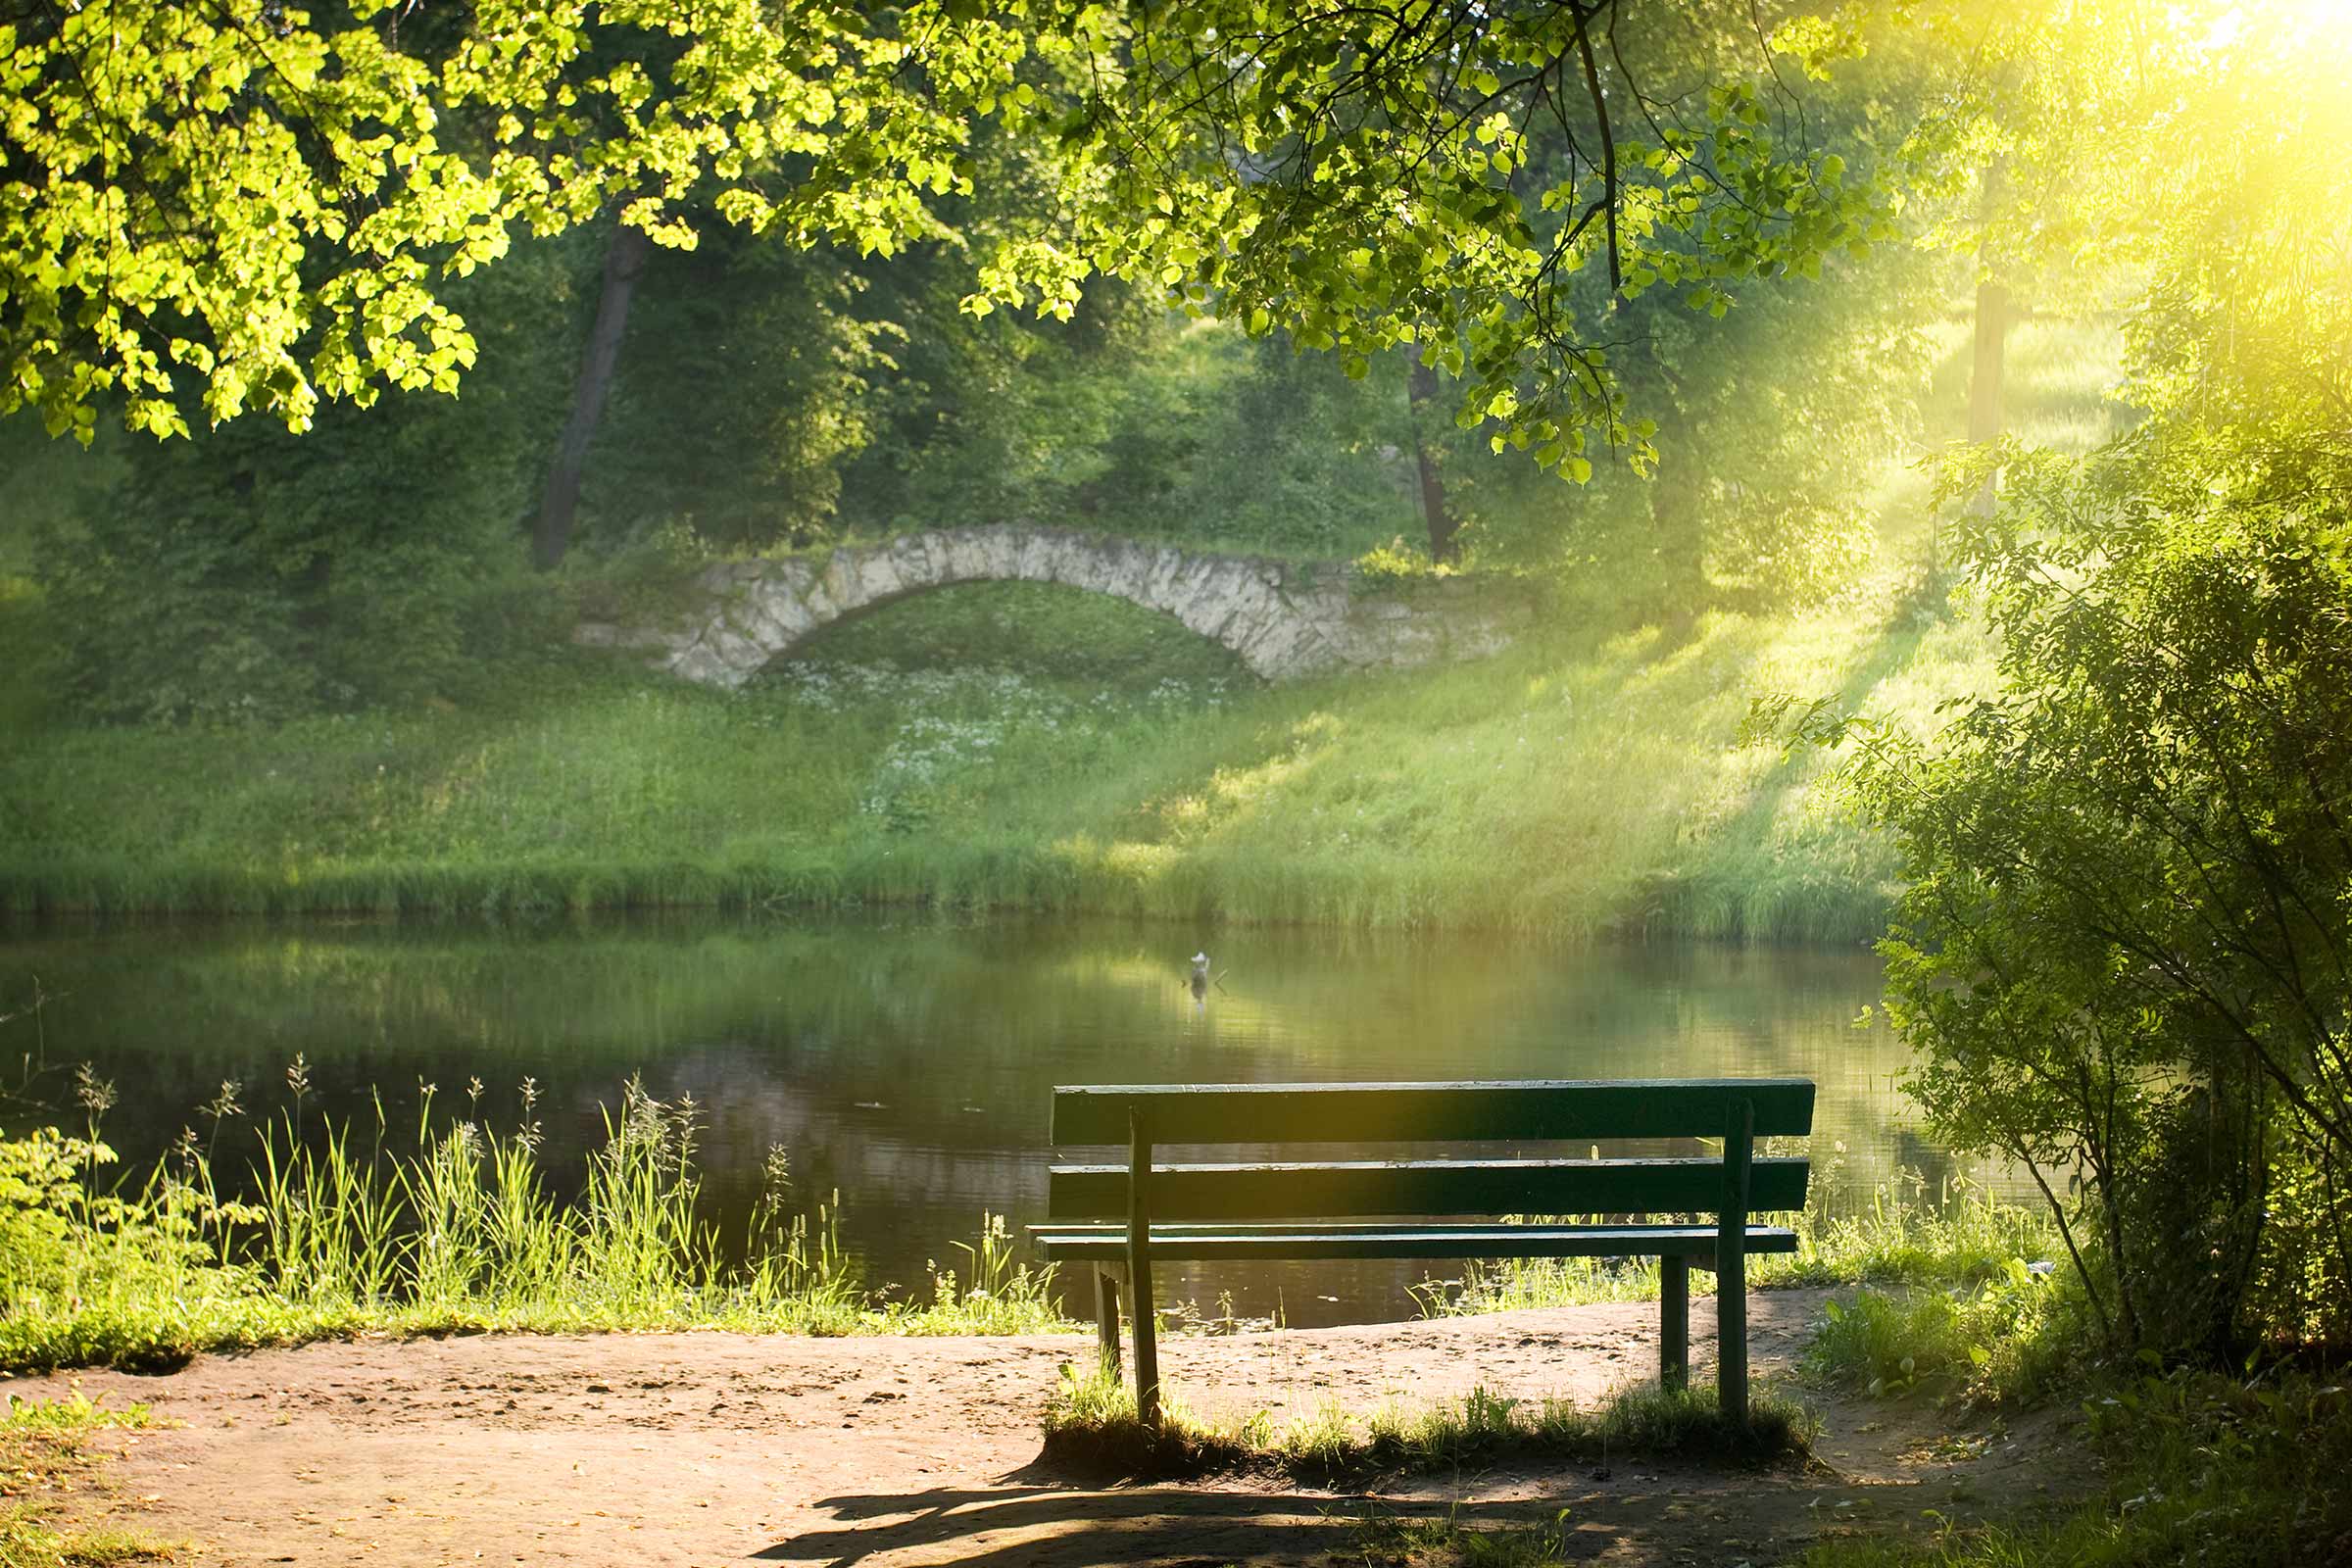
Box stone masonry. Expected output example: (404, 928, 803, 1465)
(573, 526, 1541, 686)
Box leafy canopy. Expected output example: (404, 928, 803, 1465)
(0, 0, 1024, 440)
(3, 1, 1920, 473)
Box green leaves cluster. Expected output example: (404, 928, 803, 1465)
(1837, 428, 2352, 1354)
(5, 1, 1925, 486)
(988, 0, 1913, 481)
(1, 0, 1027, 441)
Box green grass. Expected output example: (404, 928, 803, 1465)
(0, 1392, 180, 1566)
(1345, 1504, 1580, 1568)
(0, 562, 1964, 941)
(1793, 1370, 2352, 1568)
(1799, 1260, 2082, 1407)
(1038, 1362, 1814, 1483)
(0, 1079, 1076, 1375)
(1415, 1171, 2065, 1319)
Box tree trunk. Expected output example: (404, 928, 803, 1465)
(1964, 159, 2010, 521)
(1406, 358, 1461, 563)
(1648, 427, 1706, 615)
(1967, 276, 2010, 450)
(533, 221, 652, 571)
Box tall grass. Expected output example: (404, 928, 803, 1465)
(0, 1076, 1070, 1374)
(1415, 1170, 2063, 1319)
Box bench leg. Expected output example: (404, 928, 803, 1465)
(1659, 1254, 1690, 1392)
(1094, 1265, 1123, 1378)
(1127, 1108, 1161, 1427)
(1718, 1101, 1754, 1425)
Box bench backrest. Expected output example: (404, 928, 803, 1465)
(1046, 1078, 1814, 1222)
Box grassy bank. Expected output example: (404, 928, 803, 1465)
(0, 319, 2124, 939)
(5, 1048, 2062, 1375)
(0, 538, 1973, 941)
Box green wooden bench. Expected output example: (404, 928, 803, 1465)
(1030, 1078, 1814, 1425)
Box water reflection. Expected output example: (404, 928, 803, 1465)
(0, 912, 2000, 1325)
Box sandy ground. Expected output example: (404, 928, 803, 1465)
(8, 1290, 2093, 1567)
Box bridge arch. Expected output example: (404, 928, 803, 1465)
(575, 526, 1535, 687)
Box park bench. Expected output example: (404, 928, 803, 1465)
(1030, 1078, 1814, 1424)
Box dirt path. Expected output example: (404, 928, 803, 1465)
(9, 1291, 2090, 1566)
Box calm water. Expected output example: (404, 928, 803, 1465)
(0, 913, 1994, 1324)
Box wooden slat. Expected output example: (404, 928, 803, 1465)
(1051, 1079, 1815, 1146)
(1046, 1155, 1810, 1220)
(1028, 1222, 1801, 1261)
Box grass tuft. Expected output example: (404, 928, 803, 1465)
(1038, 1364, 1813, 1483)
(0, 1393, 179, 1566)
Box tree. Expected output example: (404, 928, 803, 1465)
(0, 0, 1025, 440)
(4, 2, 1910, 482)
(1763, 0, 2352, 1356)
(36, 238, 582, 720)
(534, 220, 651, 569)
(1002, 1, 1919, 480)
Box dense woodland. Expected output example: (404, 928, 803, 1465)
(3, 2, 2351, 1563)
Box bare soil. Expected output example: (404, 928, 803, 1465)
(6, 1290, 2094, 1566)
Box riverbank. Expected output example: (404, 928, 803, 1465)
(0, 540, 1981, 943)
(0, 315, 2132, 942)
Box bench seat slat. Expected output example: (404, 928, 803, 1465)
(1047, 1155, 1809, 1221)
(1053, 1079, 1816, 1146)
(1029, 1222, 1801, 1262)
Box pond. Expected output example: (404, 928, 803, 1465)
(0, 913, 1997, 1326)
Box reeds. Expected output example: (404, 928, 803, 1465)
(0, 1076, 1068, 1374)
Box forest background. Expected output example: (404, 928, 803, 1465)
(0, 1, 2126, 942)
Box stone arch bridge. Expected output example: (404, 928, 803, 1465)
(576, 526, 1539, 686)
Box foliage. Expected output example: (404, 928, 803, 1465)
(1753, 0, 2352, 1362)
(0, 0, 1025, 439)
(583, 233, 902, 553)
(31, 241, 581, 721)
(1350, 537, 1457, 591)
(1004, 1, 1929, 481)
(0, 1075, 1070, 1374)
(1809, 432, 2352, 1356)
(6, 0, 1936, 496)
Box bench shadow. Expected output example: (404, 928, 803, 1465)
(755, 1477, 1574, 1567)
